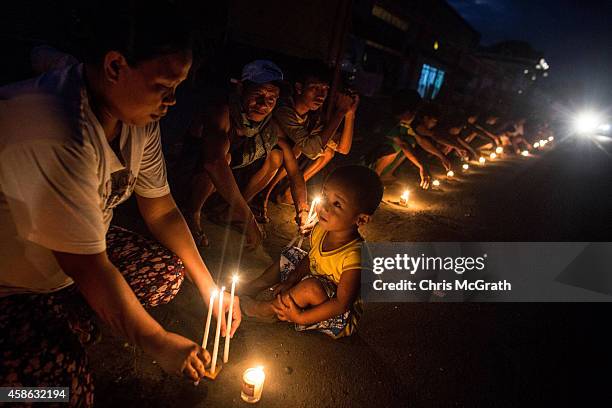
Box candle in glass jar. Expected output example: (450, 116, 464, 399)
(241, 367, 266, 403)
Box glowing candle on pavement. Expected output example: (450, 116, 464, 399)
(548, 136, 554, 141)
(223, 276, 238, 363)
(210, 287, 225, 374)
(462, 163, 469, 171)
(495, 146, 503, 154)
(307, 196, 321, 223)
(241, 367, 266, 403)
(534, 142, 540, 148)
(446, 170, 454, 177)
(479, 157, 486, 164)
(400, 190, 410, 206)
(521, 150, 529, 156)
(490, 152, 497, 159)
(432, 179, 440, 187)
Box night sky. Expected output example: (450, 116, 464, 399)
(448, 0, 612, 108)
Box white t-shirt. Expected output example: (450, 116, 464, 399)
(0, 64, 170, 296)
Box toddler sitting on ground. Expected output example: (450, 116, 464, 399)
(241, 165, 383, 338)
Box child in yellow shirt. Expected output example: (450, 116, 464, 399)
(242, 165, 383, 338)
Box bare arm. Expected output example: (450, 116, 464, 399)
(198, 105, 254, 222)
(414, 132, 451, 170)
(136, 193, 240, 336)
(276, 136, 308, 216)
(53, 251, 208, 380)
(334, 95, 359, 154)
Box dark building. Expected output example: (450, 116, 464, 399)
(348, 0, 481, 99)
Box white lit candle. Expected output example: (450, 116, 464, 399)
(490, 152, 497, 159)
(307, 196, 321, 223)
(521, 150, 529, 156)
(446, 170, 454, 177)
(479, 157, 486, 164)
(202, 289, 218, 350)
(495, 146, 503, 154)
(548, 136, 554, 141)
(462, 163, 469, 171)
(400, 190, 410, 206)
(534, 142, 540, 148)
(241, 367, 266, 403)
(223, 276, 238, 363)
(432, 179, 440, 187)
(210, 287, 225, 374)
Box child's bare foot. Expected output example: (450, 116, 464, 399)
(240, 296, 278, 323)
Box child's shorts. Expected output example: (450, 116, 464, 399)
(279, 246, 361, 339)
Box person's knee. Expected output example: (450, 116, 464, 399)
(293, 278, 328, 305)
(140, 254, 186, 308)
(269, 149, 284, 169)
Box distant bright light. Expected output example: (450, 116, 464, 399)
(523, 69, 529, 74)
(548, 136, 554, 141)
(433, 41, 439, 50)
(534, 142, 540, 148)
(478, 157, 486, 164)
(495, 146, 503, 154)
(574, 111, 601, 134)
(521, 150, 529, 157)
(490, 152, 497, 159)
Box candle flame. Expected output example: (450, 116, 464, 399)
(490, 153, 497, 159)
(521, 150, 529, 156)
(432, 179, 440, 187)
(446, 170, 454, 177)
(232, 275, 239, 283)
(400, 190, 410, 203)
(548, 136, 554, 141)
(462, 163, 469, 170)
(495, 146, 503, 154)
(534, 142, 540, 148)
(479, 157, 486, 164)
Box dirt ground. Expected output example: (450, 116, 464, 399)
(88, 113, 612, 407)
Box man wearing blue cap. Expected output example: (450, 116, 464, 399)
(185, 60, 309, 249)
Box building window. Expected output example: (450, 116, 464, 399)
(372, 5, 409, 31)
(417, 64, 445, 99)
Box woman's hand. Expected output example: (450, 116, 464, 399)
(146, 330, 210, 381)
(210, 293, 242, 338)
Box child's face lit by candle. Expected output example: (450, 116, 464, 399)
(316, 179, 366, 232)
